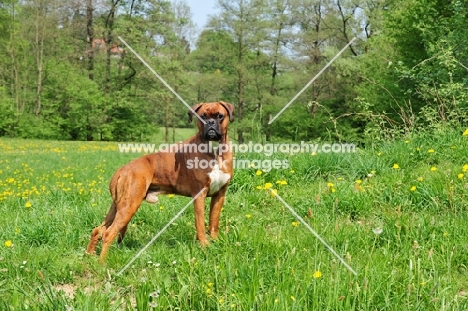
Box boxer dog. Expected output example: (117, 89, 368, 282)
(86, 101, 234, 263)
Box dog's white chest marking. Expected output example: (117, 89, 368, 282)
(208, 164, 231, 195)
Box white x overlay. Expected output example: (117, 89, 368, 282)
(117, 36, 206, 124)
(268, 37, 357, 124)
(270, 189, 358, 276)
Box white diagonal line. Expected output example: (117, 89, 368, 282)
(270, 189, 358, 276)
(117, 36, 206, 125)
(116, 188, 206, 276)
(268, 37, 357, 124)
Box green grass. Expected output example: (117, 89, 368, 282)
(0, 129, 467, 310)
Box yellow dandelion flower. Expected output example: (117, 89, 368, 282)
(430, 167, 437, 171)
(206, 288, 211, 294)
(207, 282, 214, 287)
(290, 169, 295, 173)
(264, 182, 273, 189)
(428, 149, 435, 153)
(219, 298, 224, 303)
(292, 221, 298, 227)
(393, 164, 400, 169)
(276, 180, 287, 185)
(410, 186, 416, 192)
(463, 164, 468, 172)
(159, 206, 164, 210)
(246, 214, 251, 219)
(463, 128, 468, 136)
(274, 298, 279, 303)
(25, 201, 32, 208)
(167, 194, 175, 198)
(327, 182, 334, 188)
(290, 296, 295, 301)
(270, 189, 278, 197)
(355, 179, 362, 184)
(255, 185, 263, 190)
(4, 240, 12, 247)
(417, 177, 424, 181)
(458, 173, 464, 179)
(405, 140, 410, 144)
(331, 188, 336, 193)
(255, 170, 263, 176)
(313, 270, 322, 278)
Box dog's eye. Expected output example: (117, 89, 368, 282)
(217, 113, 224, 120)
(201, 114, 207, 120)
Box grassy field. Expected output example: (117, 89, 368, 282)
(0, 129, 468, 310)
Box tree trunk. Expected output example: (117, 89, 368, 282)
(86, 0, 94, 81)
(35, 13, 44, 116)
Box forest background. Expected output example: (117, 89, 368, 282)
(0, 0, 467, 143)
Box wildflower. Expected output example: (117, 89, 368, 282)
(313, 270, 322, 278)
(410, 186, 416, 192)
(255, 185, 263, 190)
(463, 128, 468, 136)
(275, 299, 279, 303)
(264, 182, 273, 189)
(327, 182, 334, 188)
(355, 180, 362, 184)
(167, 194, 175, 198)
(372, 227, 383, 235)
(393, 164, 400, 169)
(292, 221, 298, 227)
(290, 169, 295, 173)
(430, 167, 437, 171)
(417, 177, 424, 182)
(25, 201, 32, 208)
(246, 214, 251, 219)
(4, 240, 12, 248)
(255, 170, 262, 176)
(458, 173, 464, 179)
(405, 140, 410, 144)
(428, 149, 435, 153)
(463, 164, 468, 172)
(159, 206, 164, 210)
(276, 180, 287, 185)
(290, 296, 295, 301)
(270, 189, 278, 196)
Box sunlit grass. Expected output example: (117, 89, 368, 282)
(0, 129, 467, 310)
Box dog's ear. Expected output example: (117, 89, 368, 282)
(219, 101, 235, 122)
(188, 103, 203, 123)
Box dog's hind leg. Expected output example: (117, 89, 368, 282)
(99, 177, 146, 263)
(86, 202, 117, 255)
(117, 224, 128, 245)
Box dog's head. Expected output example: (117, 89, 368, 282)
(188, 101, 234, 142)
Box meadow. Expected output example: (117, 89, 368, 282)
(0, 128, 468, 310)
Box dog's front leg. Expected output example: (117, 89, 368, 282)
(208, 186, 227, 240)
(193, 190, 209, 246)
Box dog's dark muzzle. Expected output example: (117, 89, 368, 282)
(203, 119, 222, 141)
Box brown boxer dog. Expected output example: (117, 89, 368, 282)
(86, 101, 234, 263)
